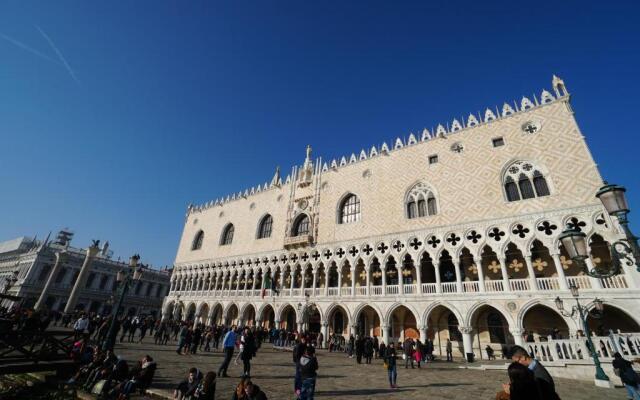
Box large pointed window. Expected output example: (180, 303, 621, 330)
(192, 230, 204, 250)
(405, 182, 438, 219)
(292, 214, 310, 236)
(503, 161, 551, 202)
(220, 224, 234, 245)
(257, 214, 273, 239)
(339, 194, 360, 224)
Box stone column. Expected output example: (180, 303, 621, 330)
(311, 268, 317, 295)
(64, 243, 100, 314)
(324, 269, 330, 296)
(34, 250, 67, 312)
(510, 328, 525, 346)
(416, 262, 422, 294)
(455, 261, 463, 293)
(434, 261, 441, 293)
(382, 324, 390, 345)
(365, 267, 370, 296)
(524, 255, 538, 291)
(550, 253, 569, 290)
(474, 256, 486, 292)
(419, 325, 427, 343)
(351, 324, 359, 338)
(337, 268, 342, 294)
(498, 257, 510, 292)
(381, 266, 387, 295)
(461, 326, 474, 360)
(321, 322, 329, 348)
(350, 266, 356, 297)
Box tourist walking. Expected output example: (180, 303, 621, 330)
(293, 335, 307, 396)
(241, 329, 256, 378)
(403, 338, 415, 369)
(299, 345, 318, 400)
(364, 337, 373, 364)
(218, 326, 237, 378)
(385, 346, 398, 389)
(613, 352, 640, 399)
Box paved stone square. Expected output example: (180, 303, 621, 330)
(114, 339, 629, 400)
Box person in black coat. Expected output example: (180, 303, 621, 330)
(613, 352, 640, 399)
(241, 330, 257, 378)
(502, 362, 560, 400)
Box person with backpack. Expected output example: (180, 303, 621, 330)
(299, 345, 318, 400)
(613, 352, 640, 399)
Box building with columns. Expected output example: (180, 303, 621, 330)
(163, 76, 640, 361)
(0, 230, 171, 317)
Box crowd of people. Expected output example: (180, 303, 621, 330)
(3, 304, 640, 400)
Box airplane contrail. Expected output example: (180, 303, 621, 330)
(35, 25, 80, 85)
(0, 32, 62, 65)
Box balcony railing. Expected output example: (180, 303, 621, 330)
(403, 284, 417, 295)
(463, 281, 479, 293)
(386, 285, 399, 295)
(170, 274, 630, 299)
(536, 277, 560, 291)
(421, 283, 437, 294)
(601, 275, 628, 289)
(441, 282, 457, 293)
(509, 278, 530, 291)
(567, 276, 591, 290)
(484, 280, 504, 292)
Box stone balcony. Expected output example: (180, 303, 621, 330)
(169, 273, 631, 300)
(283, 235, 313, 249)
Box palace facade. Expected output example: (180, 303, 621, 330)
(0, 230, 171, 317)
(164, 76, 640, 361)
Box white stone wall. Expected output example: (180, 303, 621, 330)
(175, 96, 603, 265)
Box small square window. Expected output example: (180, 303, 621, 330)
(428, 155, 438, 165)
(492, 137, 505, 148)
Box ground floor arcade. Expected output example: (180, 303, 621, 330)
(163, 294, 640, 360)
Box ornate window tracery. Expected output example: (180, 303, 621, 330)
(406, 182, 438, 219)
(503, 161, 550, 202)
(292, 214, 310, 237)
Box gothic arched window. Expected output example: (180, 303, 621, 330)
(503, 161, 551, 202)
(405, 182, 438, 219)
(339, 194, 361, 224)
(292, 214, 310, 237)
(192, 230, 204, 250)
(220, 224, 234, 246)
(257, 214, 273, 239)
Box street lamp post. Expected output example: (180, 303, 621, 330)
(558, 183, 640, 278)
(102, 254, 143, 351)
(554, 283, 610, 387)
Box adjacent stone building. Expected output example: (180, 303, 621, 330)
(164, 76, 640, 360)
(0, 230, 171, 317)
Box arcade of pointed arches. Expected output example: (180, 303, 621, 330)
(162, 298, 640, 360)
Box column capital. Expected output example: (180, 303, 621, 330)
(459, 326, 473, 335)
(509, 328, 525, 336)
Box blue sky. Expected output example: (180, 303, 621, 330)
(0, 1, 638, 267)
